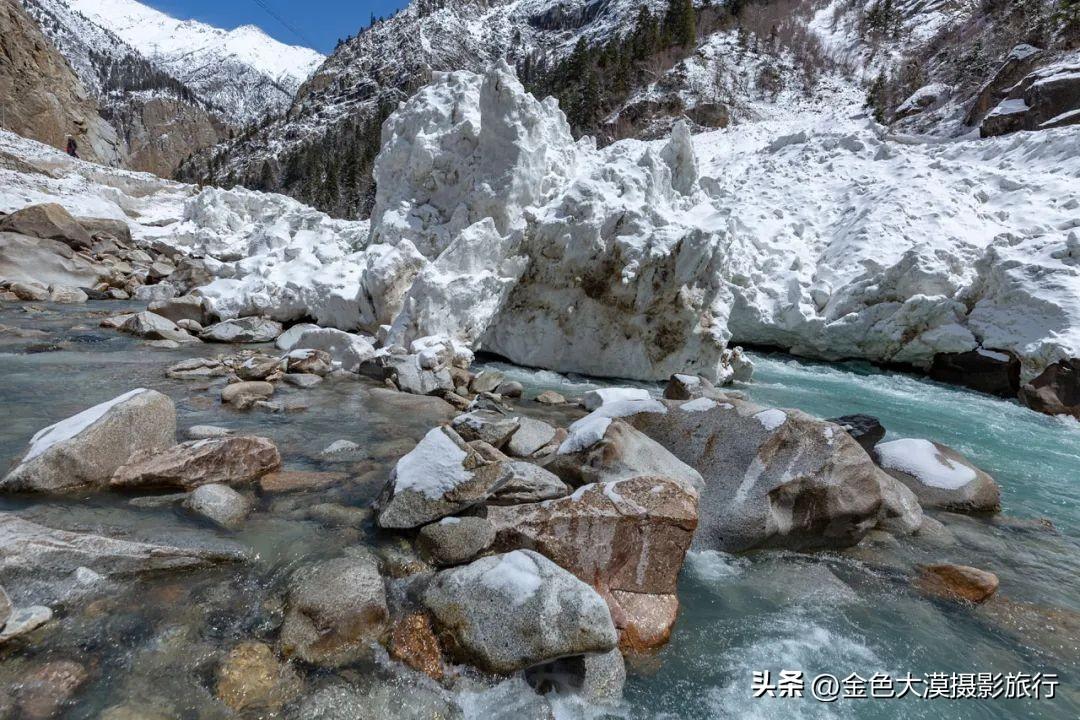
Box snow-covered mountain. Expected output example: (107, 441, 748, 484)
(66, 0, 325, 124)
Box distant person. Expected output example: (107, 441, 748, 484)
(65, 137, 79, 158)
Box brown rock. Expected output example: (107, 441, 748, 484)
(916, 564, 999, 604)
(111, 436, 281, 490)
(215, 641, 301, 712)
(487, 476, 698, 596)
(221, 381, 275, 409)
(259, 470, 347, 494)
(389, 612, 445, 681)
(1019, 358, 1080, 418)
(16, 660, 89, 720)
(929, 349, 1021, 398)
(609, 590, 680, 654)
(0, 203, 91, 249)
(535, 390, 566, 405)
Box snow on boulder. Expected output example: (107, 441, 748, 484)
(581, 388, 653, 411)
(375, 426, 507, 529)
(874, 439, 1001, 513)
(1, 389, 176, 493)
(200, 317, 283, 343)
(421, 550, 618, 674)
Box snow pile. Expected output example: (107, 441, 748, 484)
(391, 427, 472, 500)
(875, 438, 978, 490)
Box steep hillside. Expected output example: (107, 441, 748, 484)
(0, 0, 123, 165)
(22, 0, 227, 177)
(67, 0, 325, 125)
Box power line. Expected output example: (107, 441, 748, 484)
(247, 0, 318, 48)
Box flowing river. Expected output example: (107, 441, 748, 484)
(1, 302, 1077, 719)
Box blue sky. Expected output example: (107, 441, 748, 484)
(139, 0, 409, 54)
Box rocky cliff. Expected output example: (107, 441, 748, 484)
(0, 0, 123, 165)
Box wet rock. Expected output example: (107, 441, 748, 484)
(0, 203, 91, 249)
(291, 328, 376, 372)
(628, 398, 921, 551)
(147, 294, 208, 324)
(201, 317, 283, 343)
(389, 612, 445, 681)
(549, 418, 703, 493)
(259, 470, 346, 494)
(15, 660, 89, 720)
(280, 553, 389, 667)
(221, 381, 275, 409)
(529, 648, 626, 704)
(1019, 358, 1080, 418)
(874, 439, 1001, 513)
(1, 389, 176, 493)
(422, 550, 618, 674)
(0, 514, 248, 606)
(166, 357, 225, 379)
(48, 284, 87, 304)
(828, 414, 886, 452)
(490, 461, 570, 505)
(915, 564, 999, 604)
(186, 425, 232, 440)
(451, 410, 521, 448)
(215, 641, 302, 712)
(285, 348, 333, 376)
(488, 477, 697, 596)
(283, 373, 323, 388)
(304, 503, 372, 528)
(470, 370, 505, 394)
(320, 439, 361, 458)
(119, 311, 193, 342)
(387, 353, 454, 395)
(610, 590, 679, 654)
(376, 426, 508, 529)
(929, 349, 1021, 398)
(418, 516, 496, 566)
(0, 605, 53, 644)
(496, 381, 524, 398)
(183, 484, 252, 531)
(236, 355, 282, 381)
(297, 678, 460, 720)
(111, 436, 281, 490)
(505, 417, 557, 458)
(535, 390, 566, 405)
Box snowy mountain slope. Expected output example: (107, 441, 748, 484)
(66, 0, 325, 124)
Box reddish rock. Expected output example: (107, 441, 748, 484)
(389, 612, 445, 681)
(609, 591, 680, 654)
(258, 470, 347, 494)
(916, 564, 1000, 604)
(111, 436, 281, 490)
(17, 660, 89, 720)
(1019, 358, 1080, 418)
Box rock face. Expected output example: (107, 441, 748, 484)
(110, 436, 281, 490)
(1019, 358, 1080, 418)
(2, 389, 176, 493)
(929, 349, 1021, 398)
(0, 204, 91, 249)
(628, 398, 922, 551)
(279, 554, 389, 667)
(980, 57, 1080, 137)
(488, 477, 697, 596)
(421, 550, 618, 674)
(916, 564, 1000, 604)
(107, 94, 225, 178)
(0, 0, 123, 166)
(874, 439, 1001, 513)
(0, 514, 248, 605)
(376, 426, 507, 529)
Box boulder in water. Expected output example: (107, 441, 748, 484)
(915, 563, 999, 603)
(279, 553, 389, 667)
(215, 641, 302, 713)
(535, 390, 566, 405)
(183, 483, 253, 530)
(221, 381, 275, 409)
(147, 295, 208, 325)
(421, 550, 618, 674)
(389, 612, 445, 681)
(1019, 358, 1080, 418)
(201, 317, 283, 343)
(376, 425, 507, 529)
(290, 328, 375, 372)
(874, 439, 1001, 513)
(111, 436, 281, 490)
(285, 348, 333, 376)
(627, 398, 922, 551)
(1, 389, 176, 493)
(929, 349, 1021, 398)
(119, 312, 193, 342)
